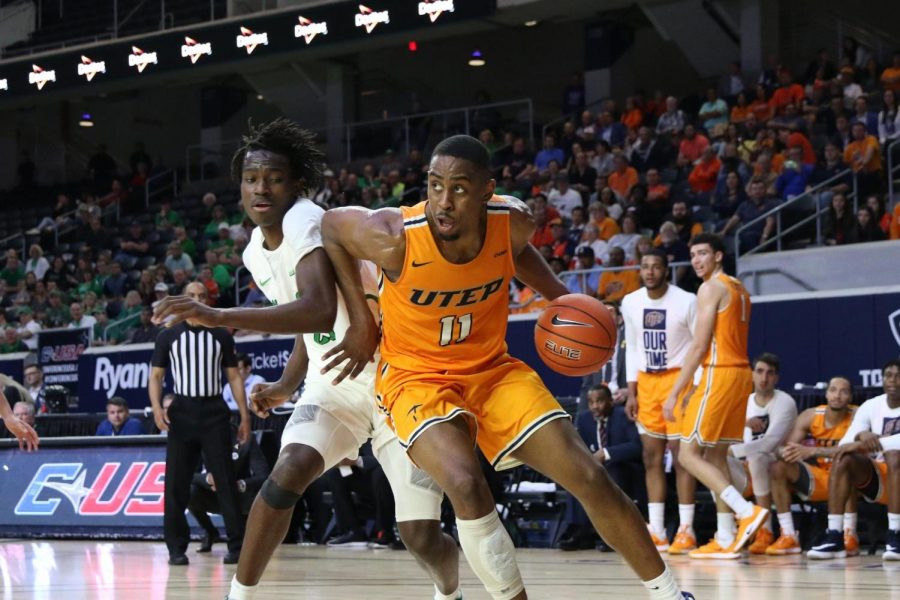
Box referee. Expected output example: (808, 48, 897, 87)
(150, 281, 250, 566)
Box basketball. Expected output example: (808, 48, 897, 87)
(534, 294, 617, 377)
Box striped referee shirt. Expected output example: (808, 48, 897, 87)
(151, 322, 237, 397)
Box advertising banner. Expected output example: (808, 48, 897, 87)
(37, 327, 91, 399)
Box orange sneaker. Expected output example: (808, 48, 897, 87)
(668, 526, 697, 555)
(845, 530, 860, 557)
(647, 524, 669, 552)
(765, 533, 801, 555)
(748, 527, 774, 554)
(688, 538, 741, 559)
(732, 505, 769, 553)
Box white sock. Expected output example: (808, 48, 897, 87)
(716, 512, 735, 546)
(678, 504, 695, 531)
(228, 575, 257, 600)
(827, 514, 844, 532)
(777, 512, 795, 536)
(889, 513, 900, 531)
(648, 502, 666, 534)
(720, 485, 754, 519)
(845, 512, 858, 534)
(642, 564, 684, 600)
(434, 585, 461, 600)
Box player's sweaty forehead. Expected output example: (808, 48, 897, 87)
(243, 149, 290, 173)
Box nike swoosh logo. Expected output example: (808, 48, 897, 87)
(259, 277, 272, 286)
(411, 260, 433, 267)
(494, 250, 508, 258)
(551, 314, 590, 327)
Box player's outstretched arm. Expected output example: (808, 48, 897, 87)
(152, 248, 338, 335)
(321, 207, 405, 384)
(250, 335, 309, 418)
(664, 281, 718, 421)
(508, 199, 568, 301)
(0, 387, 38, 451)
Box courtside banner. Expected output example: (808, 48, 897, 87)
(38, 327, 91, 399)
(0, 437, 167, 537)
(78, 334, 294, 411)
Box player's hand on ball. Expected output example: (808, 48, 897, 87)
(250, 381, 293, 418)
(4, 415, 39, 452)
(320, 313, 379, 385)
(152, 295, 220, 328)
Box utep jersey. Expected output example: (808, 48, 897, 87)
(807, 404, 856, 468)
(242, 199, 379, 384)
(379, 197, 517, 373)
(622, 285, 696, 380)
(703, 272, 751, 368)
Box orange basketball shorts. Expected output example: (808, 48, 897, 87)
(681, 365, 752, 446)
(375, 354, 570, 471)
(796, 463, 832, 503)
(859, 459, 890, 505)
(636, 369, 686, 440)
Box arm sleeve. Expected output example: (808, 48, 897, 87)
(880, 433, 900, 452)
(150, 332, 170, 368)
(283, 202, 325, 262)
(839, 400, 873, 446)
(731, 394, 798, 459)
(219, 331, 237, 368)
(623, 297, 640, 382)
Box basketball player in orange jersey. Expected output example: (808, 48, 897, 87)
(664, 233, 768, 559)
(320, 135, 693, 600)
(765, 376, 857, 555)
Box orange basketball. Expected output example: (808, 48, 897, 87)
(534, 293, 617, 377)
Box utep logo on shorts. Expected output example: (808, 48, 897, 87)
(15, 462, 165, 516)
(643, 309, 667, 330)
(889, 308, 900, 349)
(883, 416, 900, 437)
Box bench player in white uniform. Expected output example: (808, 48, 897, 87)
(622, 249, 699, 554)
(153, 119, 468, 600)
(808, 359, 900, 561)
(725, 353, 797, 553)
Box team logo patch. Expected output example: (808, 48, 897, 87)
(883, 416, 900, 437)
(889, 309, 900, 349)
(643, 309, 666, 330)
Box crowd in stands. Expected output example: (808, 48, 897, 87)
(4, 45, 900, 355)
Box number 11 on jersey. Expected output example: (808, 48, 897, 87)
(439, 313, 472, 346)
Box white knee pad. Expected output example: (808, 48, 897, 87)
(456, 512, 523, 600)
(748, 453, 775, 497)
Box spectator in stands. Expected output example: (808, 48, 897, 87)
(0, 328, 26, 354)
(114, 221, 150, 265)
(549, 220, 573, 263)
(749, 84, 773, 123)
(810, 143, 851, 208)
(823, 193, 855, 245)
(164, 242, 195, 277)
(568, 151, 598, 199)
(597, 247, 640, 302)
(713, 171, 748, 225)
(535, 134, 565, 175)
(529, 207, 555, 249)
(575, 223, 608, 264)
(81, 216, 111, 254)
(547, 173, 583, 220)
(720, 178, 777, 251)
(676, 124, 710, 170)
(847, 206, 885, 244)
(699, 88, 729, 135)
(769, 70, 804, 116)
(751, 152, 779, 197)
(577, 109, 596, 139)
(102, 261, 130, 301)
(173, 226, 196, 261)
(32, 194, 74, 234)
(775, 147, 813, 199)
(189, 428, 270, 552)
(849, 97, 878, 137)
(656, 96, 686, 137)
(881, 51, 900, 92)
(665, 199, 704, 245)
(879, 89, 900, 164)
(129, 307, 160, 344)
(223, 353, 265, 412)
(170, 269, 189, 295)
(608, 154, 639, 200)
(45, 291, 69, 328)
(628, 127, 665, 173)
(656, 222, 691, 284)
(10, 402, 43, 438)
(591, 140, 615, 176)
(564, 246, 601, 296)
(866, 195, 892, 236)
(24, 245, 49, 281)
(210, 224, 234, 255)
(621, 96, 644, 131)
(720, 61, 746, 104)
(205, 252, 234, 293)
(558, 385, 644, 551)
(156, 199, 184, 230)
(726, 353, 798, 554)
(607, 214, 642, 263)
(839, 67, 863, 110)
(844, 121, 883, 195)
(68, 302, 97, 330)
(832, 115, 852, 150)
(96, 397, 143, 436)
(687, 147, 722, 197)
(0, 256, 25, 293)
(804, 48, 838, 85)
(15, 308, 40, 351)
(587, 201, 620, 241)
(597, 111, 626, 148)
(204, 205, 229, 238)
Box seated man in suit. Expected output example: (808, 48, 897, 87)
(559, 384, 647, 550)
(188, 429, 270, 553)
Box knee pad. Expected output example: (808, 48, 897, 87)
(259, 477, 301, 510)
(456, 512, 524, 600)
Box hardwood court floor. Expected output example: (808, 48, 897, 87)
(0, 540, 898, 599)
